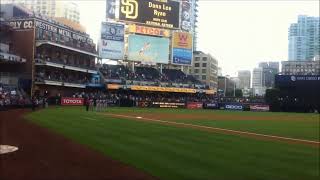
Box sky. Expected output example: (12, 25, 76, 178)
(77, 0, 320, 76)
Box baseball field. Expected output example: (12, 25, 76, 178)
(2, 107, 319, 180)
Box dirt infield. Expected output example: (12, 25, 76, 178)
(104, 113, 320, 148)
(0, 109, 157, 180)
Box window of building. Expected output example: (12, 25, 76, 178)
(202, 69, 206, 73)
(202, 75, 206, 80)
(194, 69, 199, 73)
(195, 63, 200, 67)
(202, 57, 207, 61)
(202, 63, 207, 67)
(195, 57, 200, 61)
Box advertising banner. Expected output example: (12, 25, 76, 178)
(106, 0, 116, 19)
(8, 18, 94, 45)
(61, 97, 84, 106)
(172, 32, 193, 49)
(187, 102, 203, 109)
(250, 105, 270, 112)
(128, 24, 170, 37)
(205, 89, 216, 95)
(106, 84, 121, 90)
(151, 102, 186, 108)
(138, 101, 150, 108)
(203, 103, 219, 109)
(172, 32, 193, 65)
(119, 0, 180, 29)
(180, 0, 193, 32)
(127, 34, 169, 64)
(99, 22, 125, 59)
(130, 85, 196, 93)
(224, 103, 244, 111)
(8, 19, 34, 30)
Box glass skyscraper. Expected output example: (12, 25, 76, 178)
(288, 15, 320, 61)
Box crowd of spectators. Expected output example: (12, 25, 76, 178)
(68, 91, 215, 106)
(100, 64, 205, 88)
(35, 50, 96, 70)
(35, 68, 90, 84)
(0, 84, 31, 110)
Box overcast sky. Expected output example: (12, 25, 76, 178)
(78, 0, 319, 76)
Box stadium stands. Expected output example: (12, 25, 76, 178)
(100, 64, 206, 89)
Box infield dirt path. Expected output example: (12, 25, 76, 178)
(0, 109, 157, 180)
(103, 113, 320, 148)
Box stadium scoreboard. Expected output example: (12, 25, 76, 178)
(119, 0, 180, 29)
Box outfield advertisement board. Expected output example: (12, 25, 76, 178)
(172, 32, 193, 65)
(99, 22, 125, 59)
(203, 103, 219, 109)
(151, 102, 186, 108)
(187, 102, 203, 109)
(119, 0, 180, 29)
(127, 35, 169, 64)
(224, 103, 244, 111)
(61, 97, 84, 106)
(250, 105, 270, 112)
(137, 101, 186, 108)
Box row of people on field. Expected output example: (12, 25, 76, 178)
(85, 99, 108, 112)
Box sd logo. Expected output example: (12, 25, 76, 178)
(121, 0, 138, 19)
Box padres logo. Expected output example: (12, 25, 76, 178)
(121, 0, 138, 19)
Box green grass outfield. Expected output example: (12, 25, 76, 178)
(26, 107, 320, 180)
(106, 107, 320, 141)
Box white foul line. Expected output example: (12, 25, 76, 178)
(82, 117, 98, 121)
(104, 113, 320, 146)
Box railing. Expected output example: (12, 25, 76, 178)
(0, 52, 26, 63)
(35, 58, 97, 72)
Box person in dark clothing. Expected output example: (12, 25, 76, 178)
(85, 98, 90, 111)
(93, 98, 97, 109)
(42, 97, 46, 108)
(31, 97, 36, 111)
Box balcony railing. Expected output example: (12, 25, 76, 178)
(35, 58, 97, 73)
(34, 76, 87, 88)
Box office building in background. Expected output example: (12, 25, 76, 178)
(288, 15, 320, 61)
(252, 67, 266, 96)
(1, 0, 80, 23)
(237, 70, 251, 89)
(281, 60, 320, 75)
(258, 61, 279, 88)
(192, 51, 218, 89)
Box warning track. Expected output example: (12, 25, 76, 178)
(103, 113, 320, 148)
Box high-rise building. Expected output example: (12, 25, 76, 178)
(288, 15, 320, 61)
(191, 51, 218, 89)
(237, 70, 251, 89)
(252, 67, 266, 96)
(258, 61, 279, 88)
(191, 0, 199, 51)
(218, 76, 236, 97)
(1, 0, 80, 23)
(281, 60, 320, 75)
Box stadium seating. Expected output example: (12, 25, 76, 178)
(99, 64, 206, 89)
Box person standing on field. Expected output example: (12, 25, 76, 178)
(85, 98, 90, 111)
